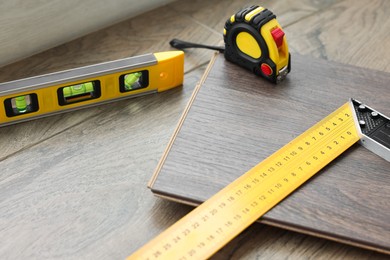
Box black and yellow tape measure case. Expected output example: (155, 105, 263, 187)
(170, 5, 291, 83)
(224, 5, 291, 83)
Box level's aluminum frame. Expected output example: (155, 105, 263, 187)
(0, 53, 157, 96)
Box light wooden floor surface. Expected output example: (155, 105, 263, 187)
(0, 0, 389, 259)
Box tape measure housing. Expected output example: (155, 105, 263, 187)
(224, 5, 291, 83)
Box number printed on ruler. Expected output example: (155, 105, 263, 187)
(128, 102, 360, 260)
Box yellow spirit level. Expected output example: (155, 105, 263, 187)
(0, 51, 184, 127)
(223, 5, 291, 83)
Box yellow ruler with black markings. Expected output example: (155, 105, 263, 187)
(128, 99, 389, 259)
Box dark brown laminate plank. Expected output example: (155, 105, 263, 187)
(151, 53, 390, 254)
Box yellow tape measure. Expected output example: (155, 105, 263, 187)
(128, 102, 361, 259)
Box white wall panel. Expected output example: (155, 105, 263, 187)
(0, 0, 175, 66)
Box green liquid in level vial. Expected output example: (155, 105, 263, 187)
(5, 93, 39, 117)
(58, 80, 100, 106)
(124, 72, 142, 90)
(14, 95, 29, 113)
(63, 82, 94, 97)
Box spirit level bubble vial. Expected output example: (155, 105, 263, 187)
(0, 51, 184, 127)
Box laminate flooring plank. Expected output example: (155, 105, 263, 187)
(0, 5, 220, 160)
(150, 53, 389, 255)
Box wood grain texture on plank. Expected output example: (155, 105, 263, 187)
(287, 0, 390, 72)
(150, 53, 390, 254)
